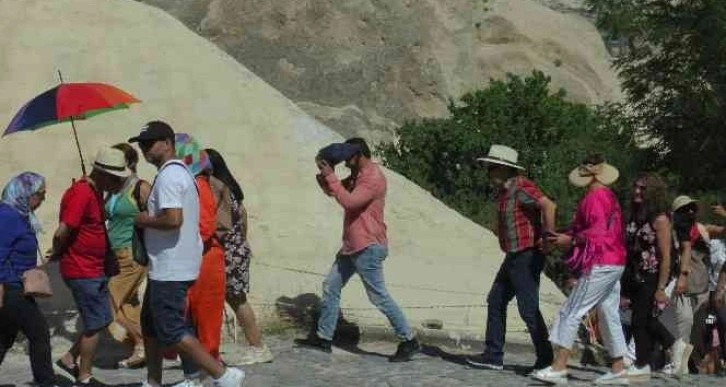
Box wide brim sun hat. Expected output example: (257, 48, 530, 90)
(476, 144, 525, 170)
(175, 133, 210, 175)
(568, 161, 619, 187)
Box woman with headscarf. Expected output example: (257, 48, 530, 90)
(104, 143, 151, 368)
(0, 172, 56, 387)
(205, 148, 273, 365)
(532, 154, 629, 385)
(175, 134, 227, 386)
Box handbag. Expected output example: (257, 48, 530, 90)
(21, 267, 53, 298)
(3, 248, 53, 298)
(686, 248, 710, 295)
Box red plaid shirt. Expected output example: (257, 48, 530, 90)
(497, 176, 544, 253)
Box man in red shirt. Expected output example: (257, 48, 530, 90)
(466, 145, 557, 372)
(50, 147, 128, 386)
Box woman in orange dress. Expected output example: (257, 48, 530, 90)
(175, 133, 226, 385)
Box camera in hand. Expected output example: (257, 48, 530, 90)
(317, 142, 361, 166)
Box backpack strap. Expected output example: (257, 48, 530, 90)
(132, 179, 145, 212)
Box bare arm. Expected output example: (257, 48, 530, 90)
(654, 215, 672, 290)
(705, 224, 726, 238)
(49, 222, 74, 260)
(538, 196, 557, 232)
(135, 208, 183, 230)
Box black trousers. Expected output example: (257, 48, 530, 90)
(0, 283, 54, 386)
(629, 274, 674, 367)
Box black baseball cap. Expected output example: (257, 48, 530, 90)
(128, 121, 175, 143)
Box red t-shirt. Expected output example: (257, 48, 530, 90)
(59, 179, 107, 279)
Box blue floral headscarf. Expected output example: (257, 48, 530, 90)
(1, 171, 45, 233)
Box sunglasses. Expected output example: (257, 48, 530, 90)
(138, 139, 162, 151)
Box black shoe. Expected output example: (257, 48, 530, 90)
(465, 353, 504, 370)
(55, 359, 79, 380)
(389, 338, 421, 362)
(294, 335, 333, 353)
(74, 377, 107, 387)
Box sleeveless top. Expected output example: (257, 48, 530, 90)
(105, 177, 141, 250)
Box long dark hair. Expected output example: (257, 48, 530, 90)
(205, 148, 244, 202)
(630, 172, 669, 224)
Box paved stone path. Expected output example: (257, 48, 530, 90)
(1, 333, 723, 386)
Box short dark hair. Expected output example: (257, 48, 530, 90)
(344, 137, 371, 158)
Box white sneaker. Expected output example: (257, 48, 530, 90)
(172, 379, 203, 387)
(594, 370, 629, 385)
(625, 365, 650, 381)
(670, 339, 685, 376)
(532, 366, 568, 385)
(213, 367, 246, 387)
(141, 381, 160, 387)
(236, 345, 274, 365)
(658, 362, 675, 377)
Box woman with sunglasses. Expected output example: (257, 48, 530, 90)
(623, 173, 677, 380)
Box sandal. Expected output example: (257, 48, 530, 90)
(118, 347, 146, 369)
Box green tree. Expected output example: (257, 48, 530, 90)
(377, 72, 643, 288)
(378, 71, 641, 230)
(587, 0, 726, 191)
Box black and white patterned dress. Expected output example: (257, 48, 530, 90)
(224, 194, 252, 296)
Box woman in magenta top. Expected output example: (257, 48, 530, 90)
(532, 154, 629, 385)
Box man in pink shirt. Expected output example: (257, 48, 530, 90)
(296, 138, 420, 362)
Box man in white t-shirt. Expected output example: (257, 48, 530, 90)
(129, 121, 245, 387)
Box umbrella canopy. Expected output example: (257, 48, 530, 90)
(3, 82, 139, 136)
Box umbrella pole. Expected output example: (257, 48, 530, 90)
(69, 117, 87, 176)
(58, 70, 87, 176)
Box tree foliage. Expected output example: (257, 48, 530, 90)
(587, 0, 726, 190)
(377, 71, 643, 231)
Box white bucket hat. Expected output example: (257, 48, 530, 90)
(92, 146, 131, 178)
(476, 145, 525, 170)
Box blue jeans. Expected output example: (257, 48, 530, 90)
(484, 249, 553, 365)
(317, 244, 413, 341)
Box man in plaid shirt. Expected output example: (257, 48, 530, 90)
(467, 145, 557, 372)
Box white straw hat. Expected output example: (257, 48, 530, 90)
(92, 146, 131, 178)
(476, 145, 525, 170)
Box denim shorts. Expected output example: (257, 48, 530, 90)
(141, 280, 194, 346)
(65, 277, 113, 333)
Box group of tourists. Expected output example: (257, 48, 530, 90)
(1, 128, 725, 387)
(0, 121, 270, 387)
(468, 145, 726, 385)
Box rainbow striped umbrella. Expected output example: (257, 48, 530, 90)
(3, 76, 140, 174)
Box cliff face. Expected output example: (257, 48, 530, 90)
(141, 0, 620, 142)
(0, 0, 563, 337)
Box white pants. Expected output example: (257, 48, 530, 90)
(550, 265, 627, 358)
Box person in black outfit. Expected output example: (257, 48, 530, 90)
(623, 173, 675, 380)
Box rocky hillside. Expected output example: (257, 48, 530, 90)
(0, 0, 563, 336)
(140, 0, 620, 142)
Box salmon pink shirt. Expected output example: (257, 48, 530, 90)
(324, 162, 388, 255)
